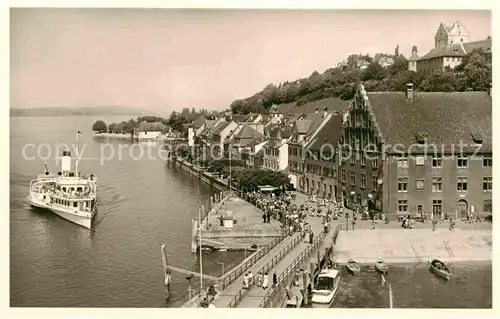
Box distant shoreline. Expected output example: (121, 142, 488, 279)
(10, 113, 146, 117)
(10, 106, 158, 117)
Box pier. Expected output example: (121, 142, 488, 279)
(205, 193, 344, 308)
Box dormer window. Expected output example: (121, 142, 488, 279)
(415, 132, 427, 145)
(471, 132, 483, 144)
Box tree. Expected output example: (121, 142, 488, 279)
(462, 52, 491, 91)
(234, 169, 291, 191)
(227, 46, 492, 115)
(418, 71, 458, 92)
(387, 55, 409, 77)
(121, 121, 135, 134)
(230, 99, 244, 113)
(107, 123, 115, 133)
(92, 120, 107, 133)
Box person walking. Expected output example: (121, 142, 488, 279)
(243, 273, 249, 290)
(262, 273, 269, 289)
(449, 218, 456, 231)
(256, 272, 262, 288)
(247, 271, 254, 287)
(476, 212, 482, 222)
(272, 273, 277, 288)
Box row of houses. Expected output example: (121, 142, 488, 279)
(187, 84, 492, 219)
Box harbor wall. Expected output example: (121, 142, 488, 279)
(167, 157, 229, 193)
(93, 132, 134, 140)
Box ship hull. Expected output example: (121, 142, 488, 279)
(27, 195, 95, 229)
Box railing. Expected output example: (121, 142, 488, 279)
(183, 229, 292, 308)
(227, 231, 306, 308)
(258, 224, 343, 308)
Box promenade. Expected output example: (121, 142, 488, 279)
(212, 192, 341, 308)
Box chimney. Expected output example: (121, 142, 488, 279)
(315, 108, 319, 114)
(323, 107, 328, 118)
(406, 83, 414, 101)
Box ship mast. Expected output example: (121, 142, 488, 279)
(75, 130, 79, 177)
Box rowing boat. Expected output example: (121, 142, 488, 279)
(346, 259, 361, 275)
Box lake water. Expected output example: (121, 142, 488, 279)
(9, 116, 492, 308)
(332, 262, 492, 308)
(9, 115, 246, 307)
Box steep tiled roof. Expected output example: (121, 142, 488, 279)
(233, 114, 252, 122)
(260, 114, 272, 124)
(283, 113, 304, 126)
(295, 120, 313, 134)
(272, 97, 349, 116)
(232, 125, 264, 140)
(205, 120, 216, 128)
(367, 91, 492, 150)
(463, 39, 492, 54)
(294, 97, 350, 114)
(301, 113, 326, 137)
(307, 114, 344, 151)
(419, 38, 492, 61)
(419, 45, 465, 60)
(211, 121, 230, 135)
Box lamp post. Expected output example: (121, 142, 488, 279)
(186, 274, 194, 300)
(217, 261, 225, 277)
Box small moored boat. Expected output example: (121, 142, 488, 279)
(375, 260, 388, 274)
(429, 259, 451, 280)
(346, 259, 361, 275)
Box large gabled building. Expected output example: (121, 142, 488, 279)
(415, 21, 492, 74)
(340, 83, 492, 220)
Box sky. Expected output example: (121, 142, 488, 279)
(10, 9, 491, 112)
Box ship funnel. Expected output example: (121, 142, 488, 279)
(61, 151, 71, 172)
(44, 163, 49, 175)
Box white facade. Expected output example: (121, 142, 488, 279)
(219, 121, 238, 154)
(188, 127, 195, 146)
(278, 142, 289, 171)
(446, 21, 470, 46)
